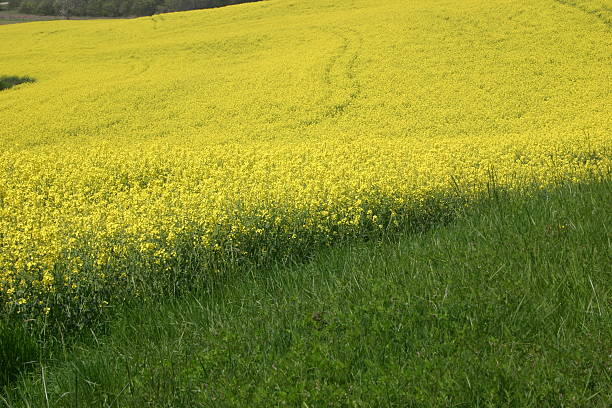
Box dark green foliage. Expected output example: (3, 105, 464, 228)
(0, 319, 38, 388)
(0, 76, 35, 91)
(11, 0, 260, 17)
(2, 178, 610, 406)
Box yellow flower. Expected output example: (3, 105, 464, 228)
(0, 0, 609, 320)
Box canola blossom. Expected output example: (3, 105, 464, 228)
(0, 0, 610, 321)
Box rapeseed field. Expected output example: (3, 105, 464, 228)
(0, 0, 610, 324)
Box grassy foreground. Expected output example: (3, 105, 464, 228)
(2, 178, 610, 407)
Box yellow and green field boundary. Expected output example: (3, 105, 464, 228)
(0, 0, 610, 405)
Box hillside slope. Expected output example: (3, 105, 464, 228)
(0, 0, 610, 322)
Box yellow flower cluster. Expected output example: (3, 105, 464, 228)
(0, 0, 610, 320)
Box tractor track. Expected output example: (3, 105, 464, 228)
(552, 0, 611, 28)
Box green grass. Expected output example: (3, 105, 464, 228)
(0, 321, 38, 388)
(1, 178, 610, 407)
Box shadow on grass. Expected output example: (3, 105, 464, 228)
(0, 75, 35, 91)
(0, 319, 38, 389)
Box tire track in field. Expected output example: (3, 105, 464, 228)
(122, 54, 151, 79)
(150, 14, 159, 30)
(300, 26, 363, 127)
(122, 14, 167, 77)
(127, 15, 168, 77)
(552, 0, 611, 28)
